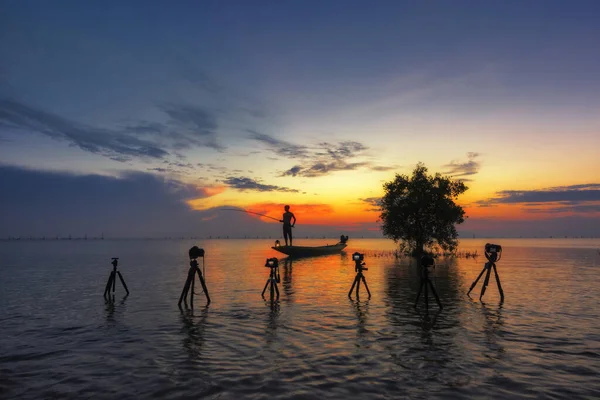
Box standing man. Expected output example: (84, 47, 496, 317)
(280, 205, 296, 246)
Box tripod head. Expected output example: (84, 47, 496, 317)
(265, 258, 280, 283)
(352, 252, 367, 272)
(484, 243, 502, 263)
(265, 257, 279, 270)
(111, 258, 118, 268)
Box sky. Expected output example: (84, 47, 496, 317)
(1, 0, 600, 239)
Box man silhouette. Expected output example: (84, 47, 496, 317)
(279, 205, 296, 246)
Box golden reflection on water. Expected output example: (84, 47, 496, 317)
(1, 238, 599, 399)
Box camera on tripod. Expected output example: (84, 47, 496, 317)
(485, 243, 502, 253)
(352, 252, 367, 271)
(189, 246, 205, 260)
(349, 252, 370, 298)
(265, 257, 279, 268)
(484, 243, 502, 263)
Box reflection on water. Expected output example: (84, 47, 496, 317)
(480, 302, 505, 361)
(180, 306, 208, 361)
(281, 258, 294, 302)
(0, 238, 599, 399)
(104, 294, 128, 323)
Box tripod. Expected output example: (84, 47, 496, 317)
(103, 258, 129, 298)
(348, 256, 371, 299)
(178, 257, 211, 307)
(262, 258, 280, 300)
(414, 257, 442, 310)
(467, 243, 504, 301)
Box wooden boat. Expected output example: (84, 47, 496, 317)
(271, 242, 347, 257)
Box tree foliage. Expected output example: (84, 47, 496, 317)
(379, 163, 468, 256)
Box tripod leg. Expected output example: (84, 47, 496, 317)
(190, 271, 195, 308)
(361, 275, 371, 298)
(356, 274, 361, 298)
(104, 273, 114, 297)
(414, 280, 424, 308)
(197, 269, 211, 304)
(467, 267, 487, 296)
(112, 271, 116, 293)
(348, 275, 358, 297)
(424, 277, 429, 309)
(178, 276, 192, 307)
(117, 271, 130, 295)
(428, 279, 443, 309)
(492, 264, 504, 302)
(274, 281, 280, 299)
(480, 263, 492, 301)
(262, 279, 270, 296)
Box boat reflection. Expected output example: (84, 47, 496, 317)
(281, 258, 295, 302)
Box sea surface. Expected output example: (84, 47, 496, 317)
(1, 238, 599, 399)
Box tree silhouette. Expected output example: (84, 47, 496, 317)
(380, 163, 468, 256)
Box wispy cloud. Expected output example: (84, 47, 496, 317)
(0, 98, 230, 161)
(360, 197, 382, 212)
(281, 161, 369, 177)
(0, 99, 169, 161)
(247, 130, 309, 159)
(443, 152, 481, 178)
(222, 176, 299, 193)
(248, 133, 395, 178)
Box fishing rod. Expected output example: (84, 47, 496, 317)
(220, 208, 281, 222)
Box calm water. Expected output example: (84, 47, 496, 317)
(1, 238, 599, 399)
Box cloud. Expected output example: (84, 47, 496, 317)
(0, 99, 170, 161)
(247, 136, 395, 178)
(316, 141, 368, 160)
(222, 176, 299, 193)
(443, 152, 481, 178)
(360, 197, 382, 212)
(479, 184, 600, 204)
(281, 160, 369, 177)
(0, 98, 230, 162)
(160, 103, 225, 151)
(525, 204, 600, 214)
(247, 130, 309, 159)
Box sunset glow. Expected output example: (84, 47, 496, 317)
(1, 2, 599, 238)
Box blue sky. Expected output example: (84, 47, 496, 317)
(1, 1, 600, 238)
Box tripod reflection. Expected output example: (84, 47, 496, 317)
(180, 306, 209, 360)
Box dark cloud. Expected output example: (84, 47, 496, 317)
(525, 204, 600, 214)
(370, 165, 396, 172)
(0, 165, 304, 238)
(0, 98, 229, 161)
(282, 161, 369, 177)
(222, 176, 299, 193)
(0, 165, 203, 237)
(360, 197, 382, 212)
(479, 184, 600, 204)
(443, 152, 481, 177)
(0, 99, 170, 161)
(247, 130, 309, 159)
(316, 141, 368, 160)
